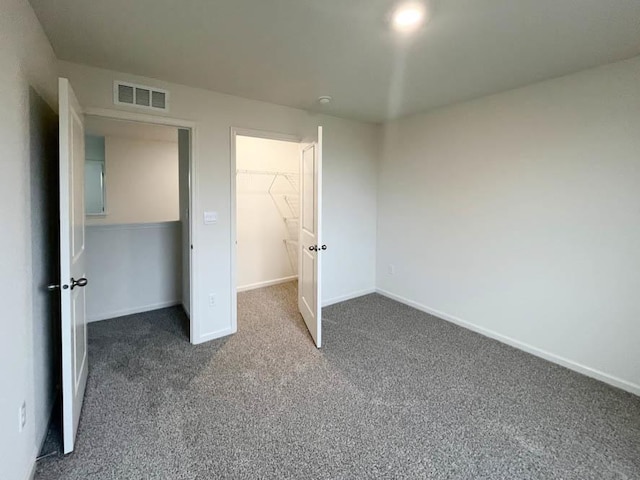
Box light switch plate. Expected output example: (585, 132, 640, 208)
(204, 211, 218, 225)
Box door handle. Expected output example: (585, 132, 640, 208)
(307, 245, 327, 252)
(70, 277, 88, 290)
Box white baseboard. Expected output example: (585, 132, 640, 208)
(88, 300, 181, 322)
(237, 276, 297, 293)
(25, 450, 37, 480)
(193, 326, 235, 345)
(182, 301, 190, 319)
(322, 288, 376, 307)
(376, 288, 640, 397)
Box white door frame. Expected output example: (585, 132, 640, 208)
(84, 107, 199, 344)
(229, 127, 301, 333)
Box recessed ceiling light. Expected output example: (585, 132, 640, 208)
(392, 2, 427, 33)
(318, 96, 332, 105)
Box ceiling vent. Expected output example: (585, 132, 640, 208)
(114, 81, 169, 112)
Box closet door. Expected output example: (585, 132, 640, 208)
(298, 126, 323, 348)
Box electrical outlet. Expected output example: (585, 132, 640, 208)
(18, 402, 26, 432)
(388, 264, 395, 275)
(208, 293, 217, 307)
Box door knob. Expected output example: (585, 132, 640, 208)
(308, 245, 327, 252)
(70, 277, 88, 290)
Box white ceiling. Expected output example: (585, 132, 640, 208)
(85, 116, 178, 143)
(30, 0, 640, 123)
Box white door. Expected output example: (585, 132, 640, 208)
(298, 126, 323, 347)
(58, 78, 89, 454)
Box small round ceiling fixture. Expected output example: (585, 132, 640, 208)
(318, 96, 332, 105)
(392, 2, 427, 33)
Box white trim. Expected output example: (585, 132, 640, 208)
(24, 451, 37, 480)
(88, 300, 181, 323)
(193, 327, 235, 345)
(187, 127, 197, 344)
(322, 288, 376, 307)
(230, 126, 302, 336)
(237, 276, 297, 293)
(84, 108, 193, 128)
(86, 221, 179, 231)
(82, 107, 199, 345)
(230, 129, 238, 335)
(376, 288, 640, 397)
(232, 127, 301, 143)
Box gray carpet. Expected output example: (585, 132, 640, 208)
(35, 282, 640, 479)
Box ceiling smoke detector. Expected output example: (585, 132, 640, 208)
(318, 96, 332, 105)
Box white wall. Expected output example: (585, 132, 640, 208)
(377, 56, 640, 394)
(236, 136, 299, 290)
(0, 1, 58, 479)
(87, 135, 179, 225)
(85, 223, 182, 322)
(59, 61, 379, 342)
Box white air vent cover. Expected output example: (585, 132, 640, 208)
(114, 81, 169, 111)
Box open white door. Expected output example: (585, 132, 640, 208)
(298, 126, 323, 348)
(58, 78, 89, 454)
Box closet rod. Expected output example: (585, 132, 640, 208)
(236, 169, 298, 175)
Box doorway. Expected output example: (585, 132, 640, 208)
(230, 127, 324, 347)
(236, 135, 300, 292)
(81, 116, 191, 332)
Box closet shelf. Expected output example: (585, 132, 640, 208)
(237, 168, 299, 272)
(236, 169, 298, 175)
